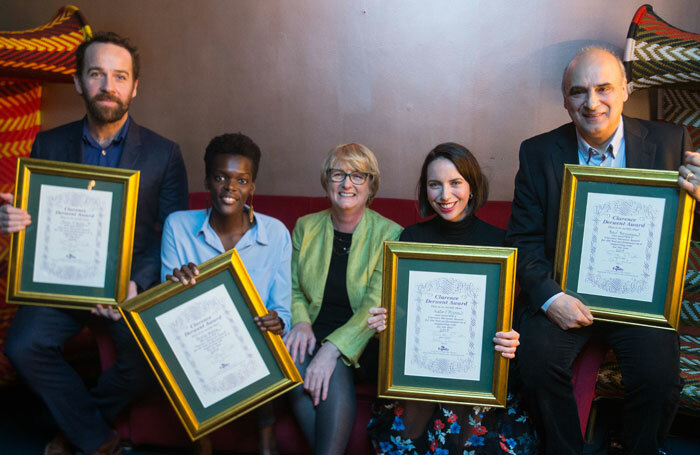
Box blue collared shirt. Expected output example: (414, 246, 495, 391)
(542, 119, 627, 312)
(575, 117, 626, 168)
(82, 117, 130, 167)
(160, 208, 292, 333)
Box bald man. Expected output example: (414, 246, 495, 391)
(506, 47, 699, 454)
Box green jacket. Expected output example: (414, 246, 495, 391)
(291, 208, 402, 366)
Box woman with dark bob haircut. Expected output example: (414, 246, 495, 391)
(366, 142, 538, 454)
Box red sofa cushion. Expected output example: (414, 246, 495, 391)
(106, 196, 514, 452)
(189, 193, 513, 231)
(95, 194, 612, 452)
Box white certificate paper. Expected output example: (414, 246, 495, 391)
(33, 184, 112, 288)
(404, 270, 486, 381)
(576, 192, 665, 302)
(156, 284, 269, 408)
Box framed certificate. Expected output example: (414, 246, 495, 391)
(119, 250, 302, 440)
(7, 158, 139, 309)
(554, 164, 695, 330)
(378, 241, 516, 407)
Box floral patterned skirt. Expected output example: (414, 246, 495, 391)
(367, 393, 539, 454)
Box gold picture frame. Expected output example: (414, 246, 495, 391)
(554, 164, 695, 330)
(7, 157, 139, 309)
(378, 241, 516, 407)
(120, 250, 302, 440)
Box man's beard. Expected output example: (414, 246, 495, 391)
(83, 92, 131, 124)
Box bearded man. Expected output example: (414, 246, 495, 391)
(1, 32, 188, 455)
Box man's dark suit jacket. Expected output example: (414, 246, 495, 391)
(505, 116, 693, 315)
(30, 118, 189, 291)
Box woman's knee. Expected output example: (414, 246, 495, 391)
(320, 361, 357, 415)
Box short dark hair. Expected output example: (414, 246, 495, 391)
(417, 142, 489, 218)
(204, 133, 261, 180)
(75, 31, 140, 80)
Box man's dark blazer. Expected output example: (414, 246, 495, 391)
(29, 118, 189, 291)
(505, 116, 693, 315)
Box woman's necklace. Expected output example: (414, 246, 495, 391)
(332, 231, 352, 256)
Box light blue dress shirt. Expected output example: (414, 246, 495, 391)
(575, 117, 626, 168)
(542, 119, 627, 312)
(160, 208, 292, 332)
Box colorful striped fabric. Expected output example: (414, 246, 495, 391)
(0, 6, 89, 385)
(622, 5, 700, 153)
(623, 4, 700, 93)
(659, 88, 700, 153)
(0, 82, 42, 384)
(0, 5, 90, 83)
(0, 81, 42, 184)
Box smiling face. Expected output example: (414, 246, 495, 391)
(326, 160, 371, 216)
(74, 42, 138, 125)
(562, 49, 628, 148)
(426, 158, 471, 222)
(206, 154, 255, 218)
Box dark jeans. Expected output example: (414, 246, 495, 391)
(515, 310, 680, 455)
(4, 305, 153, 453)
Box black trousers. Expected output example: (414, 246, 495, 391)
(515, 310, 680, 455)
(4, 306, 153, 453)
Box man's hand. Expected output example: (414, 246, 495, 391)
(678, 151, 700, 201)
(92, 281, 137, 321)
(303, 342, 340, 406)
(166, 262, 199, 285)
(283, 321, 315, 364)
(0, 193, 31, 234)
(545, 294, 594, 330)
(254, 309, 284, 335)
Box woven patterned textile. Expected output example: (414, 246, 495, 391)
(623, 4, 700, 93)
(0, 6, 88, 385)
(0, 82, 42, 182)
(596, 241, 700, 415)
(659, 88, 700, 153)
(0, 81, 41, 385)
(0, 6, 90, 83)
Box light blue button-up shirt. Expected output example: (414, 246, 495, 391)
(160, 209, 292, 332)
(542, 119, 627, 312)
(575, 117, 626, 168)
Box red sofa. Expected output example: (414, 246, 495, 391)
(97, 195, 596, 453)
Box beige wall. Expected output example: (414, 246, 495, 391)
(2, 1, 699, 200)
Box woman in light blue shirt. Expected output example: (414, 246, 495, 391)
(160, 133, 291, 455)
